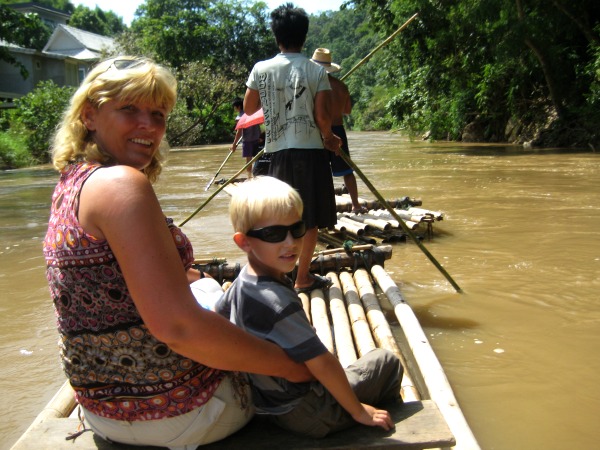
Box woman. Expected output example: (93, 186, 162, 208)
(43, 57, 311, 449)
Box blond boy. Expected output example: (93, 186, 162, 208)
(215, 176, 402, 437)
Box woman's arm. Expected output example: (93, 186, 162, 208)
(79, 166, 311, 382)
(306, 352, 393, 430)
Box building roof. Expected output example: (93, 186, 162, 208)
(9, 2, 70, 20)
(43, 24, 115, 61)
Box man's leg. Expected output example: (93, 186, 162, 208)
(294, 226, 318, 289)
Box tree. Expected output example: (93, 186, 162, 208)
(68, 5, 126, 36)
(126, 0, 276, 74)
(0, 4, 51, 78)
(352, 0, 600, 144)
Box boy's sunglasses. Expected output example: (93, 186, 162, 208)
(245, 220, 306, 243)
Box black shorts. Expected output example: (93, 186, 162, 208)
(330, 125, 353, 177)
(268, 148, 336, 229)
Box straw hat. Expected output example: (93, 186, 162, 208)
(311, 48, 341, 73)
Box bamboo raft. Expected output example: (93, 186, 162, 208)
(221, 182, 444, 247)
(12, 245, 479, 450)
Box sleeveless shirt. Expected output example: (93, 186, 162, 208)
(43, 162, 225, 421)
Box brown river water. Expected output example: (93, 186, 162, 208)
(1, 132, 598, 449)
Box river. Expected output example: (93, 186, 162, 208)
(1, 132, 598, 449)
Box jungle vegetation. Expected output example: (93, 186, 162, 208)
(1, 0, 599, 168)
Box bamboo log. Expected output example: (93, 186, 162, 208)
(339, 271, 376, 357)
(370, 265, 479, 449)
(310, 288, 334, 354)
(327, 272, 358, 368)
(353, 269, 401, 358)
(194, 246, 392, 281)
(340, 213, 391, 232)
(336, 217, 367, 235)
(298, 291, 311, 324)
(10, 380, 77, 448)
(333, 222, 347, 234)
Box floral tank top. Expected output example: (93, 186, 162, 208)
(43, 162, 225, 421)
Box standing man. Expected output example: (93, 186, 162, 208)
(243, 4, 342, 293)
(230, 97, 261, 178)
(311, 48, 367, 214)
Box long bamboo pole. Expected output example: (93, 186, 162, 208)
(340, 13, 419, 82)
(337, 150, 462, 293)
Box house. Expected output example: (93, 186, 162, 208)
(1, 3, 115, 107)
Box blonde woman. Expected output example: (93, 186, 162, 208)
(44, 57, 310, 449)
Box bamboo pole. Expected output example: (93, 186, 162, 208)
(340, 13, 419, 82)
(370, 264, 480, 449)
(327, 272, 358, 368)
(353, 269, 401, 357)
(339, 271, 376, 357)
(204, 146, 235, 191)
(310, 288, 334, 354)
(337, 151, 462, 293)
(298, 291, 311, 324)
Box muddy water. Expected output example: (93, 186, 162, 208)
(1, 132, 598, 449)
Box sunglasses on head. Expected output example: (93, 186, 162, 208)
(245, 220, 306, 243)
(106, 59, 145, 72)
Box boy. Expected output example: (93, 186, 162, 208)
(230, 97, 261, 178)
(216, 176, 403, 438)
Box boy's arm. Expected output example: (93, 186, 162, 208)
(231, 129, 242, 151)
(306, 352, 393, 430)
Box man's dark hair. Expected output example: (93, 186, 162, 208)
(270, 3, 309, 50)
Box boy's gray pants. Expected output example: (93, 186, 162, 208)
(271, 348, 403, 438)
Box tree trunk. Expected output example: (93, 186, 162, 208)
(515, 0, 566, 118)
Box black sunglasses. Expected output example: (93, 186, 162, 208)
(245, 220, 306, 243)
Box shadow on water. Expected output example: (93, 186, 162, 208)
(410, 304, 480, 330)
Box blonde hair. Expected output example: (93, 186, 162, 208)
(51, 56, 177, 182)
(229, 176, 303, 233)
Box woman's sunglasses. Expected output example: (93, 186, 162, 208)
(245, 220, 306, 243)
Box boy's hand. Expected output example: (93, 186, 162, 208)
(353, 403, 393, 431)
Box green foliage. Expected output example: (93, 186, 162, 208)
(114, 0, 277, 146)
(68, 5, 126, 36)
(0, 129, 33, 169)
(9, 81, 74, 163)
(0, 4, 52, 78)
(351, 0, 600, 143)
(167, 61, 242, 146)
(125, 0, 276, 72)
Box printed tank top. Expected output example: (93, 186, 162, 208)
(43, 162, 225, 421)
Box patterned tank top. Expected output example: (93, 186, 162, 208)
(43, 162, 225, 421)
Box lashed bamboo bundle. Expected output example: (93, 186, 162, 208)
(336, 216, 368, 236)
(339, 213, 391, 232)
(334, 194, 422, 213)
(194, 245, 392, 280)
